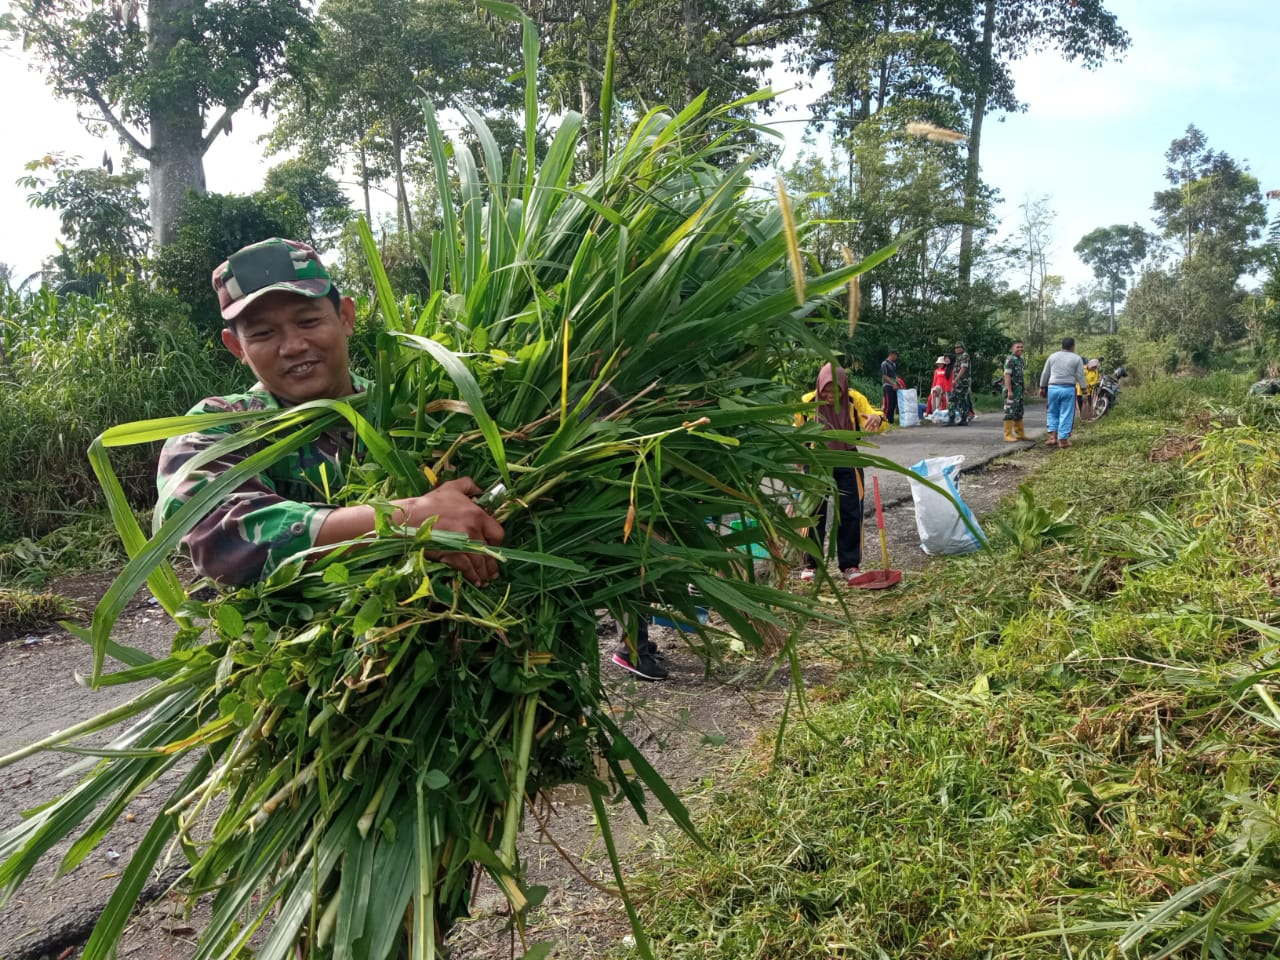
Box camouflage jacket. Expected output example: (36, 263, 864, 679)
(155, 375, 370, 586)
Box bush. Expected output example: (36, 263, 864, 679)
(1096, 336, 1129, 372)
(152, 190, 311, 335)
(0, 283, 230, 542)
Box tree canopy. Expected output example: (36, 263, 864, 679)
(1074, 223, 1149, 334)
(7, 0, 315, 244)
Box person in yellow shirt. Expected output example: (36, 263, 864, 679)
(1082, 358, 1101, 420)
(796, 363, 886, 586)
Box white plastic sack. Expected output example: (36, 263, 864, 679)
(928, 409, 951, 425)
(897, 388, 919, 427)
(908, 455, 986, 555)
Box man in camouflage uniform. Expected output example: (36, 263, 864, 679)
(156, 237, 503, 587)
(948, 340, 973, 425)
(1002, 339, 1027, 441)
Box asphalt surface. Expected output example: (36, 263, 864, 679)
(861, 401, 1048, 509)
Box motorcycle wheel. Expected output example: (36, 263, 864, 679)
(1093, 393, 1111, 419)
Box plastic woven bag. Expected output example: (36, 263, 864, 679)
(897, 388, 919, 426)
(908, 455, 985, 555)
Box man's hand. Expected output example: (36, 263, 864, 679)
(395, 478, 505, 586)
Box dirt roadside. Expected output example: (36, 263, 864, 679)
(0, 440, 1053, 960)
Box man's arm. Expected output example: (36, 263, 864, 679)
(1004, 358, 1014, 396)
(315, 479, 503, 586)
(159, 412, 502, 587)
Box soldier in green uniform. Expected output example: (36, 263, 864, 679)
(1002, 339, 1027, 441)
(948, 340, 973, 425)
(156, 237, 504, 587)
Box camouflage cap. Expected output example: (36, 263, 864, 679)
(212, 238, 332, 322)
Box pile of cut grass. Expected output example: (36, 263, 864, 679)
(622, 373, 1280, 959)
(0, 587, 69, 638)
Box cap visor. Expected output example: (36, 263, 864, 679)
(222, 279, 332, 321)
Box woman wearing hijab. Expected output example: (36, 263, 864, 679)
(796, 363, 885, 586)
(925, 355, 952, 416)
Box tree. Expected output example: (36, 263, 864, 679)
(1154, 124, 1267, 274)
(261, 157, 352, 248)
(1074, 223, 1149, 333)
(17, 152, 151, 282)
(268, 0, 519, 232)
(1016, 195, 1054, 352)
(792, 0, 1129, 298)
(7, 0, 315, 246)
(1148, 125, 1267, 348)
(528, 0, 836, 171)
(948, 0, 1130, 296)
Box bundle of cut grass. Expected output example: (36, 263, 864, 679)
(0, 10, 902, 959)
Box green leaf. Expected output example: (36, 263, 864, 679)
(323, 562, 351, 584)
(352, 597, 383, 636)
(215, 604, 245, 637)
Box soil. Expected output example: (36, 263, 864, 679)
(0, 444, 1051, 960)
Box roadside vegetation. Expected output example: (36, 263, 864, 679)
(621, 374, 1280, 959)
(0, 285, 229, 544)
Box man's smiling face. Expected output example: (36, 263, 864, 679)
(221, 291, 356, 405)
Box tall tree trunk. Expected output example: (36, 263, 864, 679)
(1109, 279, 1118, 334)
(391, 121, 414, 235)
(358, 143, 372, 226)
(683, 0, 707, 103)
(958, 0, 996, 298)
(148, 0, 207, 246)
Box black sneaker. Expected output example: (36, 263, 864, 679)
(611, 652, 669, 681)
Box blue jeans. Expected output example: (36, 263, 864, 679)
(1046, 384, 1077, 440)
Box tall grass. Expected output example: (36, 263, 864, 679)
(0, 283, 230, 544)
(621, 375, 1280, 959)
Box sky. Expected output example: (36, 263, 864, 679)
(1, 0, 1277, 293)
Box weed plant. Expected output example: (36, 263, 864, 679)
(623, 374, 1280, 959)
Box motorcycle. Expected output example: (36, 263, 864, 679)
(1090, 366, 1128, 420)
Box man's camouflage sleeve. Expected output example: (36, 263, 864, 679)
(155, 395, 334, 586)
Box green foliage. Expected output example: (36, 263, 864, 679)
(1073, 223, 1148, 330)
(151, 190, 311, 333)
(261, 156, 352, 247)
(1127, 125, 1269, 353)
(266, 0, 520, 229)
(16, 152, 150, 284)
(0, 283, 227, 542)
(0, 514, 129, 587)
(990, 483, 1078, 555)
(624, 372, 1280, 959)
(330, 220, 432, 303)
(1095, 335, 1128, 371)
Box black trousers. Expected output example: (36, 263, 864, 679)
(882, 384, 898, 424)
(807, 466, 865, 571)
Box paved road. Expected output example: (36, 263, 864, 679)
(861, 403, 1048, 509)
